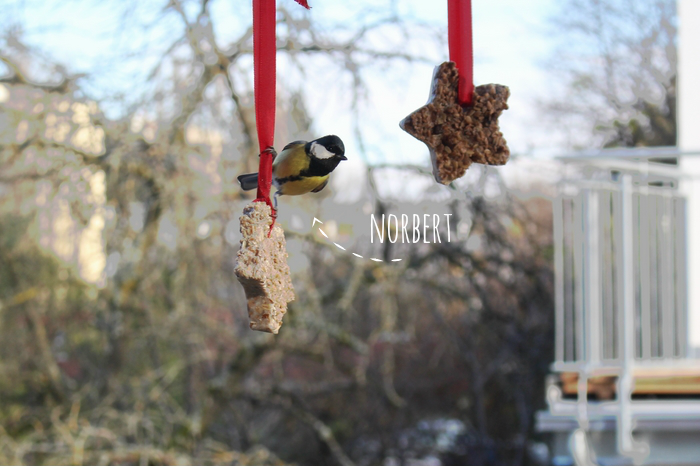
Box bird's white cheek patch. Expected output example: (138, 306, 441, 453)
(311, 142, 334, 159)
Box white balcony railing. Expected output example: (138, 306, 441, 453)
(553, 167, 688, 368)
(542, 151, 700, 464)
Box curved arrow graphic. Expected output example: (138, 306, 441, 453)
(312, 217, 402, 263)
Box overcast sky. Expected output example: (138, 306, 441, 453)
(2, 0, 561, 160)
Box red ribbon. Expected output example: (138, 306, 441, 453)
(447, 0, 474, 106)
(252, 0, 310, 207)
(252, 0, 277, 205)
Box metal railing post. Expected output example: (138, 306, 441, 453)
(618, 174, 649, 463)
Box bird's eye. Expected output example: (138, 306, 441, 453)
(329, 145, 339, 153)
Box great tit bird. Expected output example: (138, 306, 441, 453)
(237, 135, 346, 202)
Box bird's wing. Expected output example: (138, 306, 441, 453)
(311, 178, 329, 193)
(273, 142, 309, 179)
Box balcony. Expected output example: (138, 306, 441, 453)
(536, 147, 700, 465)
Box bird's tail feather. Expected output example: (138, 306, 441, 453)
(237, 173, 259, 191)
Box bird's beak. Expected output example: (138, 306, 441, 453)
(338, 154, 347, 161)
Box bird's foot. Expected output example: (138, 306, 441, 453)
(261, 146, 277, 159)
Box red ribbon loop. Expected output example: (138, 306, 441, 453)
(447, 0, 474, 106)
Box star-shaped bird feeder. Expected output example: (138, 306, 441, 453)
(400, 62, 510, 185)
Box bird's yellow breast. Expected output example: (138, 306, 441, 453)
(277, 175, 329, 195)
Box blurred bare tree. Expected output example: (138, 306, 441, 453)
(0, 1, 553, 464)
(543, 0, 676, 149)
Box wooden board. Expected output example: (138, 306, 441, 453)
(560, 368, 700, 400)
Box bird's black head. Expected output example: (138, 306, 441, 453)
(308, 135, 346, 161)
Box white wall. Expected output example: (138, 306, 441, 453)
(678, 0, 700, 353)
